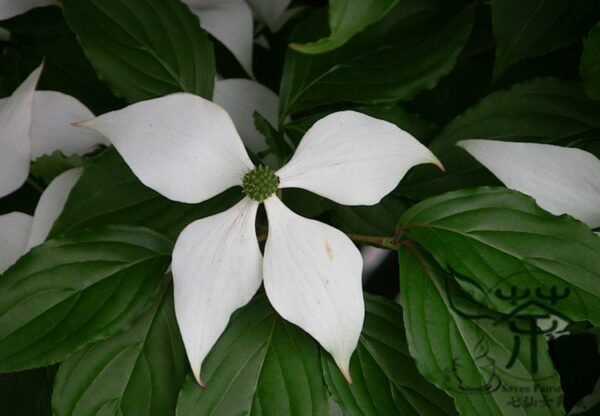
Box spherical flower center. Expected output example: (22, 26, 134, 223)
(242, 165, 279, 202)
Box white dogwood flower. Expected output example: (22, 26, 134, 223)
(79, 93, 442, 386)
(0, 168, 81, 274)
(0, 64, 107, 199)
(458, 140, 600, 228)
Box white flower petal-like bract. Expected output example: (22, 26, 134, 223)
(172, 197, 262, 386)
(0, 65, 106, 199)
(0, 168, 81, 274)
(26, 168, 82, 250)
(0, 65, 41, 198)
(183, 0, 293, 76)
(246, 0, 292, 31)
(0, 0, 56, 21)
(184, 0, 254, 76)
(31, 91, 107, 160)
(277, 111, 443, 206)
(0, 212, 33, 274)
(81, 92, 442, 385)
(263, 196, 364, 382)
(213, 78, 278, 156)
(459, 139, 600, 228)
(79, 93, 254, 204)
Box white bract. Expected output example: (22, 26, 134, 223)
(458, 140, 600, 229)
(213, 78, 278, 159)
(80, 93, 442, 385)
(183, 0, 293, 76)
(0, 64, 106, 272)
(0, 0, 57, 20)
(0, 168, 81, 274)
(0, 64, 107, 199)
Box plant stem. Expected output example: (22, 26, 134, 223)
(346, 234, 399, 250)
(27, 177, 44, 193)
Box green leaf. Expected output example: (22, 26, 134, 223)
(176, 295, 328, 416)
(0, 225, 171, 372)
(253, 111, 292, 165)
(398, 187, 600, 326)
(0, 368, 54, 416)
(581, 22, 600, 100)
(491, 0, 600, 78)
(323, 294, 456, 416)
(399, 247, 565, 415)
(281, 188, 331, 219)
(30, 151, 83, 185)
(50, 149, 241, 241)
(0, 7, 121, 113)
(278, 1, 474, 118)
(52, 285, 186, 416)
(291, 0, 399, 54)
(62, 0, 216, 103)
(409, 4, 496, 127)
(399, 78, 600, 200)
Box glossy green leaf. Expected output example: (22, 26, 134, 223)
(398, 187, 600, 326)
(176, 295, 328, 416)
(0, 368, 54, 416)
(0, 225, 171, 372)
(278, 1, 474, 118)
(0, 7, 121, 113)
(291, 0, 399, 54)
(323, 294, 456, 416)
(52, 285, 186, 416)
(399, 248, 564, 415)
(280, 188, 331, 219)
(50, 149, 241, 241)
(581, 22, 600, 100)
(253, 111, 292, 165)
(408, 3, 496, 126)
(491, 0, 600, 78)
(399, 78, 600, 200)
(62, 0, 215, 103)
